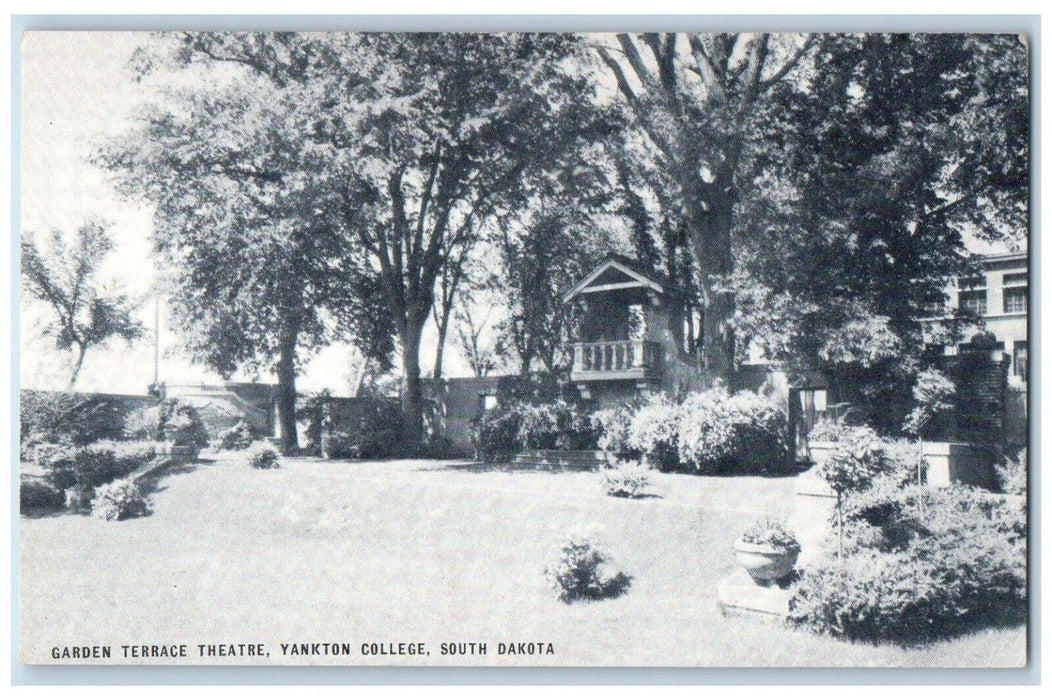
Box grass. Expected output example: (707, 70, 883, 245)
(19, 455, 1026, 667)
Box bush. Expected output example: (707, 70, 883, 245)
(591, 404, 639, 459)
(600, 459, 651, 498)
(517, 400, 597, 451)
(626, 395, 682, 472)
(790, 484, 1026, 643)
(124, 399, 209, 449)
(91, 479, 150, 521)
(216, 420, 257, 451)
(39, 440, 156, 493)
(247, 441, 280, 469)
(471, 405, 523, 461)
(545, 528, 631, 602)
(318, 398, 406, 460)
(676, 388, 788, 474)
(20, 390, 129, 447)
(997, 448, 1027, 496)
(20, 475, 65, 513)
(815, 426, 890, 497)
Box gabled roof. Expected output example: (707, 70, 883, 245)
(562, 255, 665, 304)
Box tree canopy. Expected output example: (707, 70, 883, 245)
(21, 219, 144, 388)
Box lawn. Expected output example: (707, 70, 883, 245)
(19, 455, 1026, 667)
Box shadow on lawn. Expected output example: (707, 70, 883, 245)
(423, 460, 601, 476)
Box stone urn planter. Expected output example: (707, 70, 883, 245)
(735, 518, 801, 585)
(734, 540, 801, 584)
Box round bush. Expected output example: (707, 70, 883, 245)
(247, 442, 280, 469)
(91, 479, 150, 521)
(626, 396, 682, 472)
(545, 528, 631, 602)
(20, 475, 64, 513)
(217, 420, 257, 451)
(600, 459, 651, 498)
(676, 388, 788, 474)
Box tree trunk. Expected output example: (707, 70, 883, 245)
(401, 321, 425, 446)
(68, 343, 88, 389)
(690, 179, 737, 384)
(432, 306, 451, 380)
(275, 324, 299, 452)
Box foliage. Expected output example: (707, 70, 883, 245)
(471, 400, 596, 461)
(790, 484, 1026, 643)
(470, 406, 524, 462)
(216, 420, 257, 451)
(517, 400, 596, 451)
(591, 403, 639, 459)
(625, 395, 683, 472)
(247, 442, 281, 470)
(598, 33, 821, 379)
(545, 527, 631, 603)
(41, 443, 149, 491)
(124, 399, 209, 449)
(20, 390, 132, 448)
(740, 517, 800, 550)
(600, 459, 652, 499)
(815, 426, 890, 497)
(91, 479, 151, 521)
(20, 476, 65, 513)
(903, 368, 957, 436)
(319, 397, 406, 460)
(675, 388, 788, 474)
(807, 417, 849, 443)
(98, 36, 396, 450)
(996, 448, 1027, 496)
(733, 35, 1027, 431)
(20, 219, 143, 387)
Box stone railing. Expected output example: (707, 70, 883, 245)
(570, 340, 659, 376)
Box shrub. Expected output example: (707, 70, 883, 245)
(815, 426, 890, 497)
(516, 400, 597, 451)
(247, 441, 280, 469)
(470, 405, 523, 461)
(20, 390, 129, 447)
(318, 398, 406, 460)
(124, 399, 209, 449)
(545, 528, 631, 602)
(790, 484, 1026, 643)
(20, 475, 64, 513)
(591, 404, 638, 459)
(996, 448, 1027, 496)
(626, 395, 682, 472)
(91, 479, 150, 521)
(808, 417, 849, 443)
(676, 388, 788, 474)
(600, 459, 651, 498)
(216, 420, 257, 451)
(39, 441, 154, 493)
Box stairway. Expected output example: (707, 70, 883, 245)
(510, 449, 608, 471)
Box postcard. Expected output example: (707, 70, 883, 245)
(17, 28, 1030, 668)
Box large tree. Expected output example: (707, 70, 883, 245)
(306, 33, 606, 442)
(596, 32, 818, 381)
(98, 39, 393, 449)
(20, 219, 144, 388)
(731, 33, 1028, 428)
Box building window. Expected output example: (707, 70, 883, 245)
(1003, 273, 1028, 314)
(959, 289, 987, 316)
(1013, 341, 1028, 382)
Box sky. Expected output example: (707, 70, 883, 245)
(18, 31, 475, 396)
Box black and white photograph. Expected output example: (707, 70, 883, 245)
(16, 26, 1031, 668)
